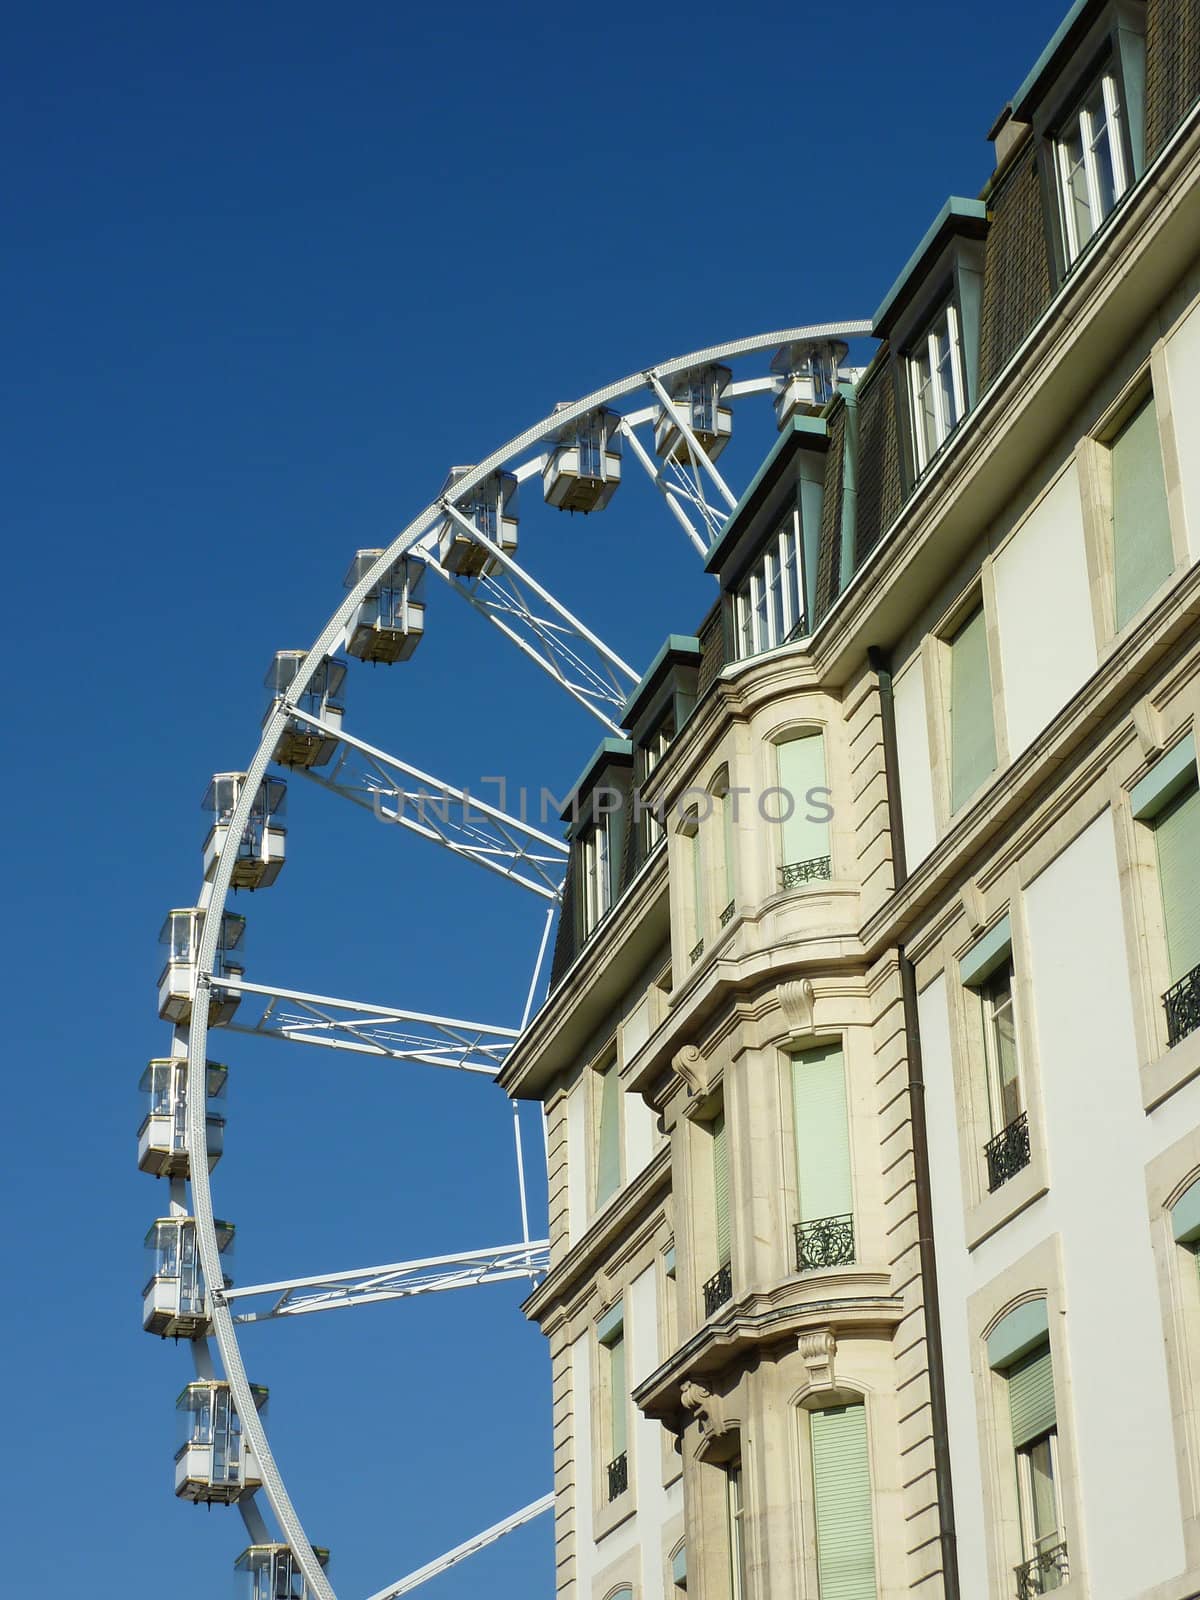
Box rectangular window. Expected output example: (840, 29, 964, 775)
(793, 1044, 855, 1270)
(947, 604, 998, 812)
(1056, 68, 1128, 266)
(733, 511, 805, 660)
(712, 1107, 731, 1270)
(691, 826, 705, 952)
(961, 920, 1030, 1191)
(1155, 777, 1200, 1041)
(594, 1058, 621, 1209)
(981, 960, 1023, 1136)
(810, 1404, 877, 1600)
(777, 732, 830, 886)
(719, 785, 736, 919)
(1110, 394, 1173, 630)
(581, 812, 615, 935)
(908, 300, 966, 474)
(598, 1303, 627, 1500)
(641, 716, 674, 850)
(1009, 1344, 1065, 1587)
(727, 1460, 748, 1600)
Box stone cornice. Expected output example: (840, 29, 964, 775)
(633, 1269, 903, 1426)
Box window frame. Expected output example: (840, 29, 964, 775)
(726, 1458, 748, 1600)
(592, 1052, 623, 1212)
(1054, 64, 1129, 266)
(732, 508, 806, 661)
(907, 296, 967, 476)
(579, 808, 616, 936)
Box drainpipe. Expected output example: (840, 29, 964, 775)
(870, 645, 961, 1600)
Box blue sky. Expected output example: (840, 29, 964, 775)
(3, 1, 1066, 1595)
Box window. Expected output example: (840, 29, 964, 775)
(671, 1541, 688, 1594)
(598, 1302, 628, 1501)
(690, 820, 705, 962)
(947, 603, 998, 812)
(987, 1302, 1069, 1594)
(776, 732, 831, 888)
(961, 918, 1031, 1192)
(908, 300, 966, 474)
(727, 1460, 749, 1600)
(581, 810, 616, 935)
(809, 1404, 877, 1599)
(641, 714, 675, 850)
(713, 772, 736, 925)
(1109, 393, 1173, 630)
(702, 1104, 733, 1315)
(594, 1057, 622, 1209)
(1132, 739, 1200, 1049)
(792, 1044, 855, 1271)
(733, 512, 805, 660)
(1055, 67, 1128, 267)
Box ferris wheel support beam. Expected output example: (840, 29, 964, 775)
(239, 1492, 273, 1545)
(223, 1241, 549, 1320)
(617, 417, 708, 557)
(216, 975, 518, 1072)
(365, 1493, 555, 1600)
(283, 709, 567, 899)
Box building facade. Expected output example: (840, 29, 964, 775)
(498, 3, 1200, 1597)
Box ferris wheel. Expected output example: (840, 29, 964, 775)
(141, 319, 872, 1600)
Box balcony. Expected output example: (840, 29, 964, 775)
(1164, 964, 1200, 1048)
(795, 1214, 855, 1271)
(703, 1261, 732, 1316)
(689, 938, 705, 966)
(720, 899, 735, 927)
(984, 1112, 1031, 1192)
(606, 1451, 628, 1501)
(780, 855, 832, 890)
(1015, 1540, 1068, 1597)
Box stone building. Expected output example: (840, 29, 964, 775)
(499, 2, 1200, 1596)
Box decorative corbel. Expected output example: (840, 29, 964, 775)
(673, 1044, 707, 1098)
(959, 878, 986, 937)
(1133, 696, 1165, 762)
(680, 1380, 727, 1440)
(779, 978, 816, 1041)
(798, 1328, 838, 1394)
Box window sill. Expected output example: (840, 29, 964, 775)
(965, 1143, 1049, 1251)
(594, 1480, 636, 1541)
(1142, 1023, 1200, 1113)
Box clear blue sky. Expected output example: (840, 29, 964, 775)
(3, 2, 1065, 1595)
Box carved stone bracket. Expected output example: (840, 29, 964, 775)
(680, 1380, 727, 1440)
(779, 978, 816, 1040)
(673, 1044, 707, 1099)
(798, 1327, 837, 1394)
(960, 878, 986, 937)
(1133, 696, 1165, 761)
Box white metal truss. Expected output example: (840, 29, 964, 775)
(224, 1241, 549, 1321)
(216, 974, 517, 1073)
(283, 708, 567, 899)
(417, 502, 638, 732)
(365, 1494, 555, 1600)
(175, 320, 873, 1600)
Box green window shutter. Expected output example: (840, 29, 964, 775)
(1155, 780, 1200, 984)
(810, 1405, 878, 1600)
(948, 606, 997, 812)
(712, 1109, 731, 1266)
(722, 792, 735, 904)
(691, 829, 704, 943)
(1008, 1343, 1056, 1448)
(1112, 396, 1174, 630)
(595, 1063, 621, 1208)
(778, 733, 829, 870)
(793, 1045, 853, 1223)
(608, 1331, 627, 1456)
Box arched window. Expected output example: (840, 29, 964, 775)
(710, 767, 736, 925)
(774, 731, 831, 888)
(808, 1402, 876, 1598)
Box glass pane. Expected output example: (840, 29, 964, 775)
(1090, 103, 1118, 220)
(767, 551, 785, 649)
(1063, 123, 1094, 251)
(1029, 1435, 1060, 1548)
(985, 965, 1022, 1130)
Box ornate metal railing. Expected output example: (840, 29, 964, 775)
(1015, 1540, 1069, 1597)
(689, 938, 705, 966)
(984, 1111, 1031, 1192)
(606, 1450, 628, 1501)
(780, 855, 832, 889)
(795, 1214, 855, 1271)
(703, 1261, 732, 1315)
(720, 899, 735, 927)
(1164, 964, 1200, 1048)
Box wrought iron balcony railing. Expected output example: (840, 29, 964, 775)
(984, 1111, 1031, 1192)
(1164, 964, 1200, 1048)
(606, 1450, 628, 1501)
(1015, 1540, 1069, 1597)
(703, 1261, 732, 1315)
(689, 938, 705, 966)
(720, 899, 735, 927)
(780, 855, 832, 889)
(795, 1214, 855, 1271)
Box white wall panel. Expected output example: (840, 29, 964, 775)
(893, 655, 938, 868)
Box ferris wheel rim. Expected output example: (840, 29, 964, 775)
(180, 315, 874, 1600)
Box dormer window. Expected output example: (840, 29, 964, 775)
(733, 513, 804, 660)
(908, 299, 967, 474)
(563, 738, 633, 942)
(1054, 65, 1128, 265)
(581, 810, 615, 934)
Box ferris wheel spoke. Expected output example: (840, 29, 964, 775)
(223, 1241, 550, 1321)
(617, 415, 709, 557)
(215, 975, 518, 1073)
(365, 1493, 554, 1600)
(645, 368, 738, 511)
(281, 710, 567, 899)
